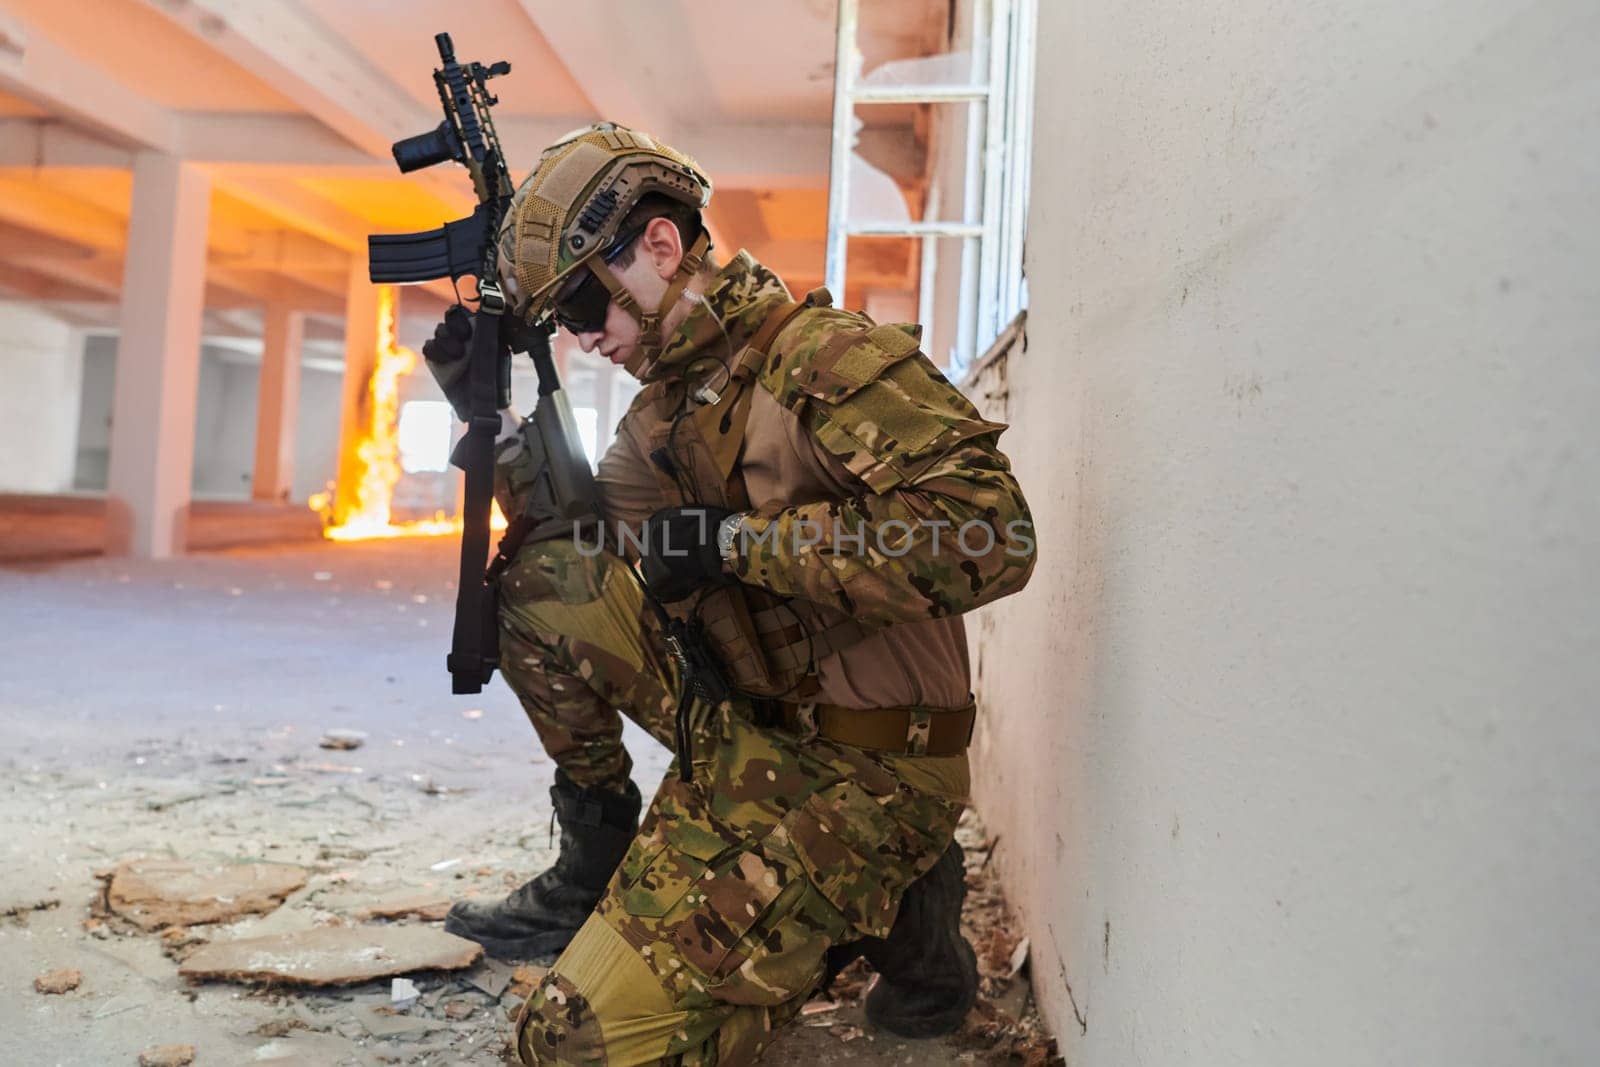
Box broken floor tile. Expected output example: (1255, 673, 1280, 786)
(138, 1046, 196, 1067)
(105, 858, 308, 930)
(507, 964, 546, 1000)
(464, 957, 519, 997)
(33, 968, 83, 994)
(319, 729, 367, 751)
(178, 924, 481, 986)
(159, 926, 208, 960)
(360, 892, 453, 923)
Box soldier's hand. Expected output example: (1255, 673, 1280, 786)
(421, 305, 475, 421)
(639, 505, 733, 603)
(501, 314, 553, 358)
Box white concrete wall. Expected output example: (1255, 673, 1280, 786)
(191, 347, 259, 500)
(968, 1, 1600, 1064)
(0, 304, 81, 493)
(74, 335, 345, 504)
(291, 364, 343, 504)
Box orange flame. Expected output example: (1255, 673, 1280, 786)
(311, 286, 505, 541)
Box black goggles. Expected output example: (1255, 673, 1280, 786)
(550, 225, 646, 334)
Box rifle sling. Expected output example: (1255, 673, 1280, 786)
(447, 304, 505, 694)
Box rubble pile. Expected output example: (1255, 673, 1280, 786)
(3, 546, 1064, 1065)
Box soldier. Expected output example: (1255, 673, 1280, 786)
(422, 123, 1036, 1064)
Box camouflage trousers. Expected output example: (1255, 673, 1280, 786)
(495, 541, 970, 1065)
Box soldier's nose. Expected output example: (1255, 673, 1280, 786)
(576, 330, 603, 353)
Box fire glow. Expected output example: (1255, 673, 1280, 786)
(310, 286, 502, 541)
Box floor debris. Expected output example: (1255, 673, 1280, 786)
(464, 957, 521, 998)
(1006, 936, 1031, 980)
(507, 964, 547, 1000)
(319, 728, 368, 751)
(102, 858, 309, 930)
(33, 967, 83, 994)
(301, 760, 365, 775)
(356, 1003, 437, 1038)
(3, 896, 60, 920)
(138, 1045, 196, 1067)
(159, 925, 208, 960)
(360, 892, 454, 922)
(2, 538, 1062, 1066)
(177, 924, 482, 986)
(392, 975, 422, 1008)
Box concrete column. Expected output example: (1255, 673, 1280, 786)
(105, 153, 211, 558)
(333, 258, 379, 524)
(250, 303, 305, 502)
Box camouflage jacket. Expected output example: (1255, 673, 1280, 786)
(594, 252, 1038, 630)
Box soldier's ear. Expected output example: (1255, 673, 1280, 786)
(641, 216, 684, 280)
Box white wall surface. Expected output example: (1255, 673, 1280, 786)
(191, 348, 259, 500)
(74, 337, 116, 491)
(968, 1, 1600, 1064)
(0, 304, 81, 493)
(74, 336, 345, 504)
(291, 364, 343, 504)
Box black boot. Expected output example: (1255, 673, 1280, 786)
(859, 839, 979, 1038)
(444, 770, 641, 960)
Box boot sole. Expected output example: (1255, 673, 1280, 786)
(444, 914, 580, 963)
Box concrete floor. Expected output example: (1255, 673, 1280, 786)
(0, 537, 1012, 1066)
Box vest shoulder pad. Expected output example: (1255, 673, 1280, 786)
(757, 308, 923, 410)
(755, 310, 1005, 494)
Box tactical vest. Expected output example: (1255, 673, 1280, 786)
(642, 289, 871, 702)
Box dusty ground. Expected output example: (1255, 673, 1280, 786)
(1, 537, 1056, 1066)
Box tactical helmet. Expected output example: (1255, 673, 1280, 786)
(498, 122, 712, 371)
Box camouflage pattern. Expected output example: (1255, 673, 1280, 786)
(496, 539, 678, 791)
(489, 499, 976, 1065)
(641, 251, 794, 383)
(732, 304, 1037, 626)
(517, 693, 970, 1065)
(491, 416, 674, 791)
(493, 418, 549, 526)
(585, 250, 1036, 623)
(487, 249, 1035, 1062)
(520, 970, 607, 1065)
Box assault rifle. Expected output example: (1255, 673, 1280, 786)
(368, 33, 598, 695)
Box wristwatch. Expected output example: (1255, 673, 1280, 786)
(716, 511, 747, 566)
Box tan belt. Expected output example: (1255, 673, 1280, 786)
(776, 699, 977, 757)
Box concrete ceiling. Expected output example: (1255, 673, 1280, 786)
(0, 0, 949, 331)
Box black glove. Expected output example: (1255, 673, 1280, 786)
(639, 505, 733, 603)
(423, 305, 535, 421)
(421, 304, 475, 421)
